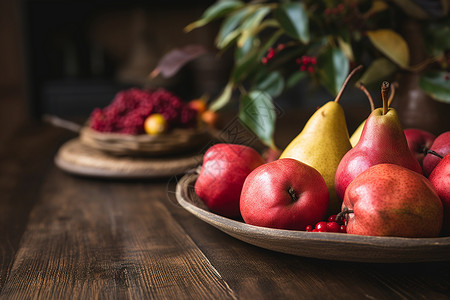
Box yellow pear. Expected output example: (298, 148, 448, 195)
(350, 120, 366, 147)
(280, 66, 362, 214)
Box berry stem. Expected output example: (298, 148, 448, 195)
(381, 81, 390, 115)
(336, 207, 354, 224)
(335, 65, 363, 103)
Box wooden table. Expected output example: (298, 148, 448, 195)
(1, 117, 449, 299)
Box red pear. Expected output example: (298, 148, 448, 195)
(335, 82, 422, 200)
(341, 164, 443, 238)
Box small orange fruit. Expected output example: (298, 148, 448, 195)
(188, 99, 207, 115)
(144, 113, 168, 135)
(201, 110, 220, 128)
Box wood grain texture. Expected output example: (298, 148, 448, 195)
(0, 123, 71, 290)
(0, 168, 236, 299)
(55, 138, 204, 179)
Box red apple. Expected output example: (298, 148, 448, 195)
(404, 128, 435, 167)
(195, 143, 265, 218)
(423, 131, 450, 177)
(428, 153, 450, 233)
(240, 158, 329, 230)
(341, 164, 443, 238)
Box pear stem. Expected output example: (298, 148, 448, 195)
(334, 65, 363, 103)
(357, 82, 375, 111)
(387, 81, 398, 107)
(381, 81, 390, 115)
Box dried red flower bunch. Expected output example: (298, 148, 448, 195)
(89, 88, 197, 134)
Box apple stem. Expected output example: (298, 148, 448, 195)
(426, 149, 444, 159)
(381, 81, 390, 115)
(357, 82, 375, 111)
(336, 207, 354, 225)
(334, 65, 363, 104)
(288, 187, 298, 202)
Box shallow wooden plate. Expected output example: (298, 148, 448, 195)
(80, 126, 210, 156)
(176, 172, 450, 263)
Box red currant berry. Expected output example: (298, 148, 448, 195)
(300, 65, 307, 72)
(327, 222, 340, 233)
(339, 225, 347, 233)
(277, 43, 285, 51)
(315, 221, 328, 232)
(328, 215, 337, 222)
(307, 66, 315, 73)
(262, 57, 268, 64)
(310, 57, 317, 65)
(306, 225, 313, 232)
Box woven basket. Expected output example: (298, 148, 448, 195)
(79, 126, 211, 156)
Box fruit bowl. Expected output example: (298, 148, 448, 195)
(79, 126, 211, 156)
(175, 172, 450, 263)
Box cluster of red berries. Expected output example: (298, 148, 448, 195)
(89, 88, 197, 134)
(296, 55, 317, 73)
(261, 44, 286, 64)
(306, 214, 347, 233)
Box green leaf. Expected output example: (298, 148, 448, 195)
(275, 2, 309, 44)
(318, 48, 350, 96)
(185, 0, 244, 32)
(367, 29, 410, 68)
(254, 71, 284, 97)
(239, 91, 277, 149)
(286, 71, 307, 88)
(236, 7, 272, 47)
(210, 81, 234, 111)
(358, 58, 398, 86)
(216, 8, 252, 49)
(232, 51, 260, 83)
(419, 71, 450, 104)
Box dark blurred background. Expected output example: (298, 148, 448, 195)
(1, 0, 230, 121)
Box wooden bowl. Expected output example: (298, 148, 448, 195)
(175, 172, 450, 263)
(79, 126, 211, 156)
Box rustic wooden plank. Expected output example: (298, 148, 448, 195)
(1, 167, 237, 299)
(0, 123, 73, 290)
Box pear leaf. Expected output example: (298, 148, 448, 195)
(367, 29, 410, 68)
(239, 91, 277, 149)
(185, 0, 244, 32)
(275, 3, 309, 44)
(254, 71, 284, 97)
(358, 57, 398, 86)
(210, 81, 234, 111)
(419, 71, 450, 104)
(318, 48, 350, 96)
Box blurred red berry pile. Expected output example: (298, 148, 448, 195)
(89, 88, 197, 134)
